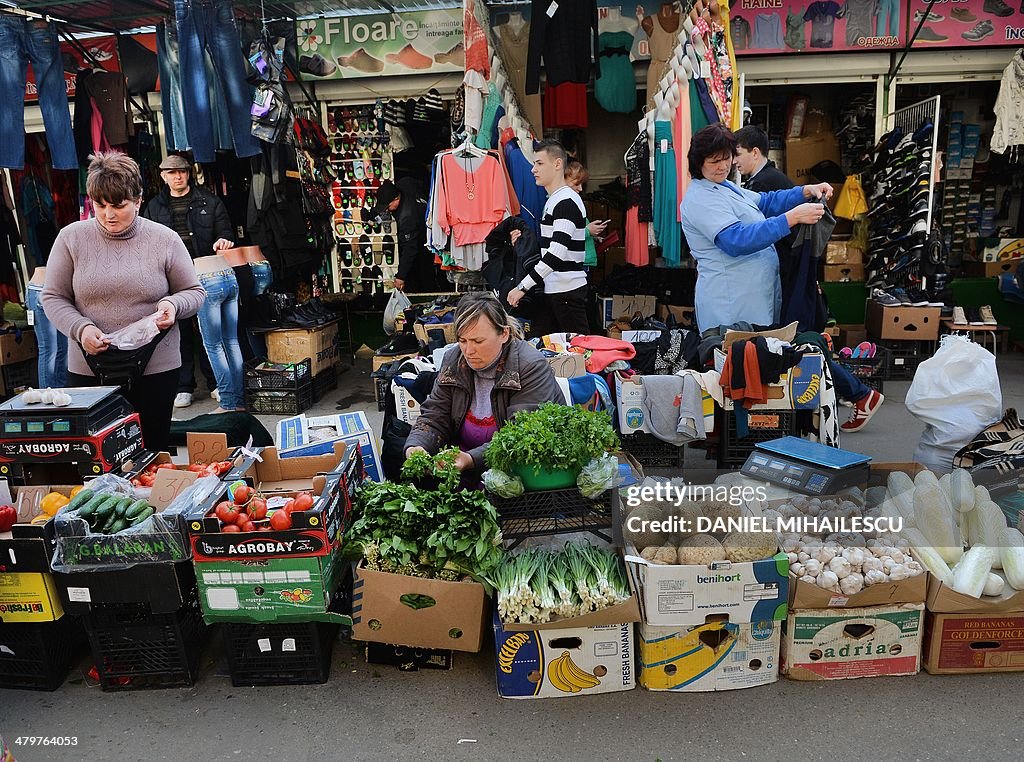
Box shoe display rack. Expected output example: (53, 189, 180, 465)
(327, 101, 397, 304)
(939, 111, 980, 266)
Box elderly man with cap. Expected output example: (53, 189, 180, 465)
(367, 177, 434, 293)
(143, 154, 235, 408)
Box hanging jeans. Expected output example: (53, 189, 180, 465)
(196, 268, 245, 409)
(876, 0, 900, 37)
(173, 0, 260, 163)
(157, 21, 189, 151)
(27, 284, 67, 388)
(653, 121, 681, 267)
(0, 17, 77, 170)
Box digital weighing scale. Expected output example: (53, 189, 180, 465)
(740, 437, 871, 495)
(0, 387, 133, 438)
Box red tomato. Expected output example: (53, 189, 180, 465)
(234, 510, 250, 526)
(282, 499, 296, 514)
(292, 492, 314, 513)
(156, 463, 178, 471)
(233, 485, 253, 505)
(270, 510, 293, 531)
(222, 524, 241, 533)
(214, 500, 240, 524)
(249, 498, 268, 521)
(240, 520, 256, 533)
(188, 464, 206, 472)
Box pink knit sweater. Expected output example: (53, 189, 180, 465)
(42, 216, 206, 376)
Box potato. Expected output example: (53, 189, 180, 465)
(677, 534, 727, 565)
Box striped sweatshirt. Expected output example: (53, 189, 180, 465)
(518, 185, 588, 294)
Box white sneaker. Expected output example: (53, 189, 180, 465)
(211, 388, 220, 402)
(979, 305, 997, 325)
(173, 392, 193, 408)
(952, 306, 968, 325)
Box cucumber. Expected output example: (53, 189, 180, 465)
(129, 507, 154, 526)
(109, 518, 129, 534)
(113, 496, 133, 519)
(77, 491, 108, 518)
(125, 499, 151, 521)
(93, 495, 120, 522)
(66, 489, 95, 512)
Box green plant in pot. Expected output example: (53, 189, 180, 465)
(485, 402, 620, 491)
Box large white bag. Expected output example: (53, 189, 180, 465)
(905, 335, 1003, 471)
(383, 289, 412, 336)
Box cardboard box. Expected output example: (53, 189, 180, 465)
(716, 353, 824, 411)
(188, 443, 362, 563)
(625, 550, 789, 627)
(656, 303, 695, 328)
(351, 563, 488, 652)
(366, 643, 454, 671)
(0, 572, 64, 622)
(614, 373, 715, 436)
(0, 330, 37, 366)
(824, 242, 863, 265)
(785, 132, 841, 184)
(865, 300, 941, 341)
(782, 604, 924, 681)
(601, 245, 627, 276)
(923, 611, 1024, 674)
(599, 295, 657, 329)
(980, 238, 1024, 262)
(266, 322, 340, 376)
(392, 381, 422, 426)
(0, 483, 82, 573)
(276, 412, 383, 484)
(639, 619, 781, 692)
(195, 552, 350, 624)
(413, 309, 457, 345)
(372, 351, 418, 373)
(837, 324, 867, 349)
(56, 559, 196, 614)
(494, 613, 635, 698)
(824, 264, 865, 282)
(547, 353, 587, 379)
(963, 257, 1023, 278)
(926, 573, 1024, 615)
(789, 569, 928, 609)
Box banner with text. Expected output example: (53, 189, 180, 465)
(907, 0, 1024, 48)
(731, 0, 906, 55)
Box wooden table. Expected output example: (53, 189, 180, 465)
(941, 320, 1010, 354)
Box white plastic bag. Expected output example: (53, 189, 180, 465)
(383, 289, 412, 336)
(906, 335, 1002, 472)
(103, 312, 161, 349)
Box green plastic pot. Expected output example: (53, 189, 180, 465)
(510, 463, 580, 491)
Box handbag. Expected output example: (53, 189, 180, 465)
(834, 174, 868, 220)
(79, 329, 169, 393)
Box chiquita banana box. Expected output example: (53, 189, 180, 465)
(639, 618, 781, 692)
(493, 613, 635, 699)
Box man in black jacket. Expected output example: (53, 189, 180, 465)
(143, 154, 235, 408)
(367, 178, 437, 293)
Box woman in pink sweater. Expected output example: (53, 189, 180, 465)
(42, 152, 206, 451)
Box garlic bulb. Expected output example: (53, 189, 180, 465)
(786, 552, 799, 565)
(797, 551, 810, 564)
(888, 564, 912, 581)
(803, 559, 821, 577)
(862, 557, 884, 574)
(840, 572, 864, 595)
(817, 570, 840, 592)
(791, 562, 806, 577)
(829, 556, 853, 579)
(22, 388, 43, 404)
(864, 569, 888, 586)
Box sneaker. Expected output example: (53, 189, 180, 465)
(951, 7, 977, 21)
(952, 306, 968, 325)
(211, 388, 221, 402)
(173, 392, 193, 408)
(916, 26, 949, 42)
(983, 0, 1014, 16)
(890, 288, 913, 305)
(872, 288, 902, 307)
(963, 20, 995, 40)
(914, 10, 945, 22)
(905, 287, 931, 306)
(968, 307, 986, 326)
(841, 390, 884, 433)
(979, 305, 998, 325)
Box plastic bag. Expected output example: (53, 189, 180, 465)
(103, 312, 161, 349)
(906, 335, 1003, 472)
(384, 289, 412, 336)
(51, 474, 222, 572)
(483, 468, 524, 498)
(577, 453, 621, 498)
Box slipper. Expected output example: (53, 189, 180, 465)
(839, 347, 853, 358)
(853, 341, 873, 359)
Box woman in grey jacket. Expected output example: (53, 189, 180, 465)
(404, 292, 562, 477)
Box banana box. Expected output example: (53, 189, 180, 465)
(639, 618, 781, 692)
(493, 612, 635, 699)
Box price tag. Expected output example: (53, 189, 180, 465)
(67, 587, 92, 603)
(546, 1, 559, 17)
(258, 638, 271, 653)
(660, 139, 668, 154)
(700, 60, 712, 80)
(187, 433, 230, 465)
(282, 638, 296, 652)
(149, 469, 199, 511)
(828, 595, 849, 607)
(26, 309, 35, 327)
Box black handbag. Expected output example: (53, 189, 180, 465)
(79, 329, 169, 392)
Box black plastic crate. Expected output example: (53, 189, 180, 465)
(717, 409, 799, 469)
(835, 345, 891, 383)
(621, 432, 685, 469)
(2, 360, 38, 399)
(222, 620, 340, 686)
(0, 616, 85, 691)
(876, 339, 926, 380)
(244, 357, 312, 391)
(312, 365, 339, 402)
(83, 594, 208, 691)
(246, 382, 314, 415)
(491, 488, 613, 547)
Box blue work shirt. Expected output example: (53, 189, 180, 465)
(680, 178, 805, 333)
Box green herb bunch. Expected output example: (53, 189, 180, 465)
(485, 402, 619, 474)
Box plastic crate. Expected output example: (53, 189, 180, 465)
(835, 345, 891, 383)
(621, 433, 685, 469)
(312, 365, 339, 402)
(83, 594, 208, 691)
(222, 620, 340, 686)
(246, 382, 314, 415)
(244, 357, 312, 391)
(2, 359, 38, 399)
(876, 339, 926, 380)
(717, 409, 799, 469)
(0, 616, 85, 691)
(491, 488, 613, 547)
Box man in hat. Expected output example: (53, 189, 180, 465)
(368, 178, 434, 293)
(143, 154, 235, 408)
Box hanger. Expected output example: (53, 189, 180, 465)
(454, 135, 487, 158)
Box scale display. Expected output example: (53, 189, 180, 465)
(741, 437, 871, 495)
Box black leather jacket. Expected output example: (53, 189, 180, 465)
(143, 184, 234, 259)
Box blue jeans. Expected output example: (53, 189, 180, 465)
(831, 362, 871, 404)
(157, 21, 188, 151)
(0, 17, 77, 170)
(173, 0, 260, 163)
(196, 269, 245, 409)
(27, 284, 67, 388)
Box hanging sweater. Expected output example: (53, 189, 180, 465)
(992, 50, 1024, 155)
(42, 216, 205, 376)
(525, 0, 600, 94)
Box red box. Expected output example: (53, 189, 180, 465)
(923, 612, 1024, 675)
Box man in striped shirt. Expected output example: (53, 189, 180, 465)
(507, 140, 591, 336)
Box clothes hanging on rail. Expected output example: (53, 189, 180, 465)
(625, 132, 651, 267)
(644, 13, 677, 111)
(495, 20, 543, 137)
(525, 0, 600, 95)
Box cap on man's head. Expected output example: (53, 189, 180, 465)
(159, 154, 191, 171)
(368, 180, 400, 218)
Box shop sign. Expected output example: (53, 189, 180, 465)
(24, 34, 120, 102)
(907, 0, 1024, 48)
(295, 10, 463, 80)
(732, 0, 906, 54)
